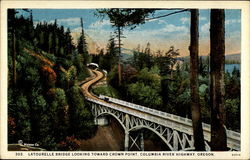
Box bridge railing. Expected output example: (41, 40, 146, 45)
(95, 95, 240, 150)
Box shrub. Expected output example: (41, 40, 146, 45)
(58, 136, 80, 151)
(41, 65, 57, 87)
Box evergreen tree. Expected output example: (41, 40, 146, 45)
(77, 18, 88, 64)
(8, 9, 18, 86)
(65, 28, 74, 55)
(100, 36, 119, 72)
(67, 85, 95, 139)
(97, 9, 155, 86)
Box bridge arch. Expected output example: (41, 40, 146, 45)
(96, 112, 127, 131)
(129, 125, 174, 151)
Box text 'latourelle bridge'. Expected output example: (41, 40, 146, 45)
(81, 69, 240, 151)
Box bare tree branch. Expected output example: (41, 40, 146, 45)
(145, 9, 189, 21)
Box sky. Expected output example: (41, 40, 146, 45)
(18, 9, 241, 57)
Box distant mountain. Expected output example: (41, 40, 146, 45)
(121, 53, 133, 61)
(180, 53, 241, 63)
(121, 48, 135, 55)
(70, 32, 100, 54)
(225, 53, 241, 62)
(120, 48, 135, 61)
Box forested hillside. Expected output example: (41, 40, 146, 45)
(8, 9, 96, 150)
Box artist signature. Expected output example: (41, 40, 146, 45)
(18, 140, 39, 147)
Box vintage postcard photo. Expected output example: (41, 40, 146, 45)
(0, 1, 249, 159)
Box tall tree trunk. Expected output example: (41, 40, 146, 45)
(189, 9, 205, 151)
(210, 9, 227, 151)
(80, 17, 84, 35)
(117, 25, 122, 86)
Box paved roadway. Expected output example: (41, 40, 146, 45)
(81, 70, 147, 114)
(81, 69, 104, 99)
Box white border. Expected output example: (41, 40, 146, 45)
(0, 1, 249, 159)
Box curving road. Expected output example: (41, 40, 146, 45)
(80, 69, 163, 117)
(81, 69, 157, 114)
(81, 69, 104, 99)
(81, 69, 141, 110)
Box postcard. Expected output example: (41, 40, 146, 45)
(0, 0, 249, 159)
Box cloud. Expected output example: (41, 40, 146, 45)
(123, 23, 189, 41)
(180, 16, 207, 24)
(123, 24, 188, 40)
(201, 22, 210, 33)
(225, 19, 241, 25)
(72, 27, 82, 33)
(89, 19, 112, 29)
(148, 19, 167, 25)
(200, 18, 240, 34)
(163, 24, 188, 33)
(180, 17, 189, 24)
(57, 17, 82, 26)
(200, 17, 207, 21)
(34, 17, 82, 27)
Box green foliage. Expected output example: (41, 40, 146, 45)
(41, 51, 56, 62)
(47, 88, 69, 141)
(77, 34, 88, 62)
(29, 90, 48, 141)
(132, 50, 153, 70)
(56, 69, 68, 89)
(92, 85, 120, 98)
(77, 18, 89, 64)
(35, 21, 75, 56)
(199, 84, 208, 97)
(15, 94, 32, 142)
(137, 66, 161, 89)
(54, 88, 67, 107)
(57, 66, 77, 89)
(72, 54, 90, 81)
(68, 66, 77, 84)
(39, 134, 58, 150)
(67, 85, 96, 139)
(99, 37, 119, 72)
(96, 9, 155, 29)
(225, 98, 240, 131)
(225, 68, 240, 99)
(126, 67, 162, 109)
(107, 65, 119, 88)
(128, 82, 162, 108)
(22, 67, 41, 88)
